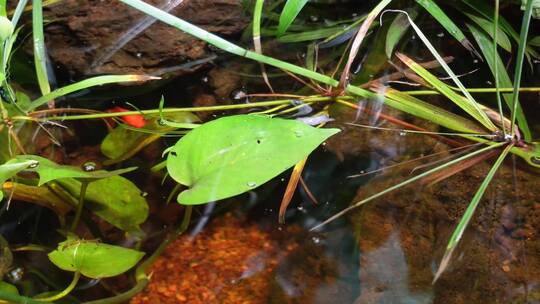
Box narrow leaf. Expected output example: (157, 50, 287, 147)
(393, 11, 497, 131)
(415, 0, 479, 55)
(385, 8, 418, 58)
(396, 53, 496, 131)
(30, 75, 158, 110)
(32, 0, 51, 96)
(433, 144, 512, 282)
(277, 0, 309, 36)
(510, 0, 534, 137)
(467, 24, 531, 140)
(465, 13, 512, 52)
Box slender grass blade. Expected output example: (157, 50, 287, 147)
(30, 75, 158, 110)
(277, 0, 309, 36)
(390, 11, 497, 131)
(465, 13, 511, 52)
(32, 0, 51, 97)
(433, 143, 513, 283)
(510, 0, 534, 137)
(467, 23, 531, 140)
(396, 53, 496, 131)
(415, 0, 479, 56)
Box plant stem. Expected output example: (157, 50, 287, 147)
(405, 87, 540, 95)
(34, 271, 81, 302)
(15, 97, 333, 122)
(70, 181, 89, 232)
(0, 292, 44, 304)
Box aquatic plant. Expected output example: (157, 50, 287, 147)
(0, 0, 538, 302)
(118, 0, 540, 284)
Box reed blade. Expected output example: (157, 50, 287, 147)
(32, 0, 51, 98)
(433, 143, 513, 283)
(510, 0, 534, 138)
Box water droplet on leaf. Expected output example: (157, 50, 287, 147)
(82, 162, 96, 172)
(247, 181, 257, 187)
(27, 160, 39, 169)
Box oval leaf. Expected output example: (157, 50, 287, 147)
(167, 115, 339, 205)
(48, 239, 144, 279)
(56, 176, 149, 234)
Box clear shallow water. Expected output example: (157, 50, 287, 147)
(1, 0, 540, 303)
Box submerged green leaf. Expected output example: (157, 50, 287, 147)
(277, 0, 309, 36)
(56, 176, 149, 234)
(48, 239, 144, 278)
(465, 13, 512, 52)
(385, 9, 418, 58)
(396, 53, 496, 132)
(467, 24, 531, 140)
(101, 112, 199, 165)
(415, 0, 478, 55)
(167, 115, 339, 205)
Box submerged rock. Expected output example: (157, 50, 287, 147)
(349, 147, 540, 303)
(41, 0, 248, 78)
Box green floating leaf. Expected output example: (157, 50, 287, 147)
(48, 238, 144, 279)
(14, 155, 137, 186)
(0, 159, 39, 201)
(101, 112, 199, 165)
(167, 115, 339, 205)
(56, 176, 149, 234)
(277, 0, 309, 36)
(465, 13, 512, 52)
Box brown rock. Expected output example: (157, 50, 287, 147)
(42, 0, 248, 77)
